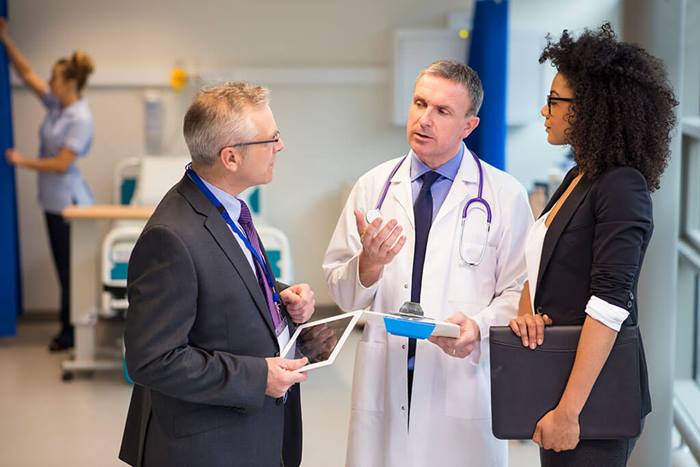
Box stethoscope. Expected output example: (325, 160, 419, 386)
(365, 149, 492, 266)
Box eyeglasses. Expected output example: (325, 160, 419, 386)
(218, 131, 282, 155)
(231, 132, 281, 148)
(546, 95, 576, 115)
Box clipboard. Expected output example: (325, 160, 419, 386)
(363, 310, 460, 339)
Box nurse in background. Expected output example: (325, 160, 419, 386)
(1, 18, 95, 352)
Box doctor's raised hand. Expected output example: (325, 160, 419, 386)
(354, 208, 406, 287)
(428, 311, 481, 359)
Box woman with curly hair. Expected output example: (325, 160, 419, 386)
(1, 17, 95, 351)
(508, 23, 677, 466)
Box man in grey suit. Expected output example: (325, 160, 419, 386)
(119, 82, 315, 467)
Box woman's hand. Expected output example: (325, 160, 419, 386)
(508, 312, 552, 349)
(533, 405, 581, 452)
(0, 18, 47, 99)
(0, 17, 8, 42)
(5, 148, 25, 167)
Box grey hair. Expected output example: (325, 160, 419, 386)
(183, 81, 270, 166)
(416, 60, 484, 116)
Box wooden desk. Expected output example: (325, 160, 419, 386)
(63, 205, 153, 220)
(61, 205, 153, 380)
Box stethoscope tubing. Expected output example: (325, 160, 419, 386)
(373, 148, 492, 266)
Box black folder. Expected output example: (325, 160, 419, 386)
(489, 325, 641, 440)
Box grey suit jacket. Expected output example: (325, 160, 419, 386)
(119, 175, 302, 467)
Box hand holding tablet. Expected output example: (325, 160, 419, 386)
(281, 306, 460, 372)
(281, 312, 362, 372)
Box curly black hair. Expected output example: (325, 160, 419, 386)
(539, 23, 678, 191)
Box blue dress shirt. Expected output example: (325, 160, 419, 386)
(409, 143, 464, 218)
(200, 179, 257, 273)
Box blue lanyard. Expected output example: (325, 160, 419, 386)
(186, 165, 280, 303)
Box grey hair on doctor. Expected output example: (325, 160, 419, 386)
(416, 59, 484, 117)
(183, 81, 270, 167)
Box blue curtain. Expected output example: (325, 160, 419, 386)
(0, 0, 22, 337)
(466, 0, 508, 170)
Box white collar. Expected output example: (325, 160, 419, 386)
(200, 178, 243, 222)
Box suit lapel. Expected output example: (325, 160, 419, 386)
(535, 171, 593, 302)
(177, 176, 277, 338)
(540, 167, 579, 218)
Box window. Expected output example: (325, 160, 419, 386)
(677, 0, 700, 388)
(695, 274, 699, 385)
(683, 128, 700, 250)
(673, 1, 700, 460)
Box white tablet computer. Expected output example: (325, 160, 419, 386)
(281, 311, 362, 372)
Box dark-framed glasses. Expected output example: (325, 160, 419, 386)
(546, 95, 576, 114)
(232, 135, 280, 148)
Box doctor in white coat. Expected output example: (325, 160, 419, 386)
(323, 60, 533, 467)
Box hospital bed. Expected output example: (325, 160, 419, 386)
(62, 155, 293, 381)
(102, 156, 293, 318)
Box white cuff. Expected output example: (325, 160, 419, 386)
(354, 252, 383, 291)
(468, 339, 482, 366)
(467, 313, 488, 366)
(585, 295, 629, 331)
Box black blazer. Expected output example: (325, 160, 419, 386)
(534, 166, 653, 418)
(119, 175, 302, 467)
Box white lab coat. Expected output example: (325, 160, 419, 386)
(323, 146, 533, 467)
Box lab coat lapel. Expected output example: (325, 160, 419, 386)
(432, 148, 479, 226)
(388, 155, 415, 228)
(178, 176, 277, 339)
(535, 172, 593, 303)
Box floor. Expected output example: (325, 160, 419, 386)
(0, 318, 695, 467)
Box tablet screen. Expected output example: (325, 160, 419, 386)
(283, 314, 356, 364)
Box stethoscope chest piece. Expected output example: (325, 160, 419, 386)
(365, 209, 383, 224)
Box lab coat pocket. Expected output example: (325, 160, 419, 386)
(351, 341, 387, 412)
(442, 299, 491, 420)
(442, 355, 491, 420)
(448, 245, 498, 306)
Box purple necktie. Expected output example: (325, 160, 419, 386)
(238, 200, 284, 332)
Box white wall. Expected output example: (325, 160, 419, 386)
(8, 0, 465, 309)
(506, 0, 622, 189)
(8, 0, 622, 310)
